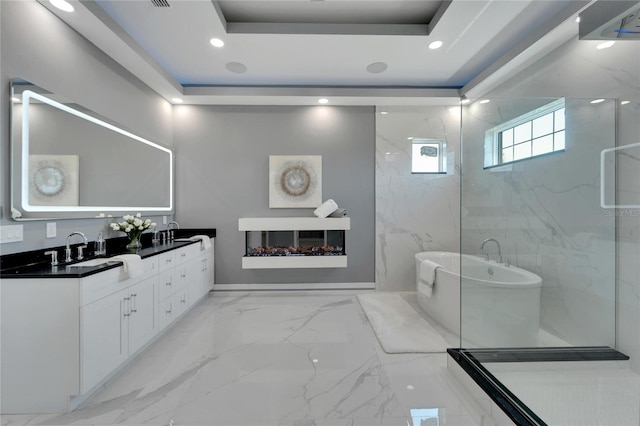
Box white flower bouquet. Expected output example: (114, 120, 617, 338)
(110, 213, 156, 250)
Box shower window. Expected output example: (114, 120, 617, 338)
(411, 138, 447, 173)
(485, 98, 565, 168)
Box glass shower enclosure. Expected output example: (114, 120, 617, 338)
(457, 96, 635, 425)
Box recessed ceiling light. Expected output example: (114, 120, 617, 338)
(621, 100, 630, 105)
(575, 16, 581, 23)
(380, 111, 388, 115)
(366, 62, 388, 74)
(226, 62, 247, 74)
(460, 98, 470, 105)
(49, 0, 74, 12)
(479, 99, 491, 104)
(210, 38, 225, 48)
(171, 97, 184, 104)
(428, 40, 443, 50)
(596, 41, 615, 49)
(591, 98, 605, 104)
(407, 137, 414, 140)
(11, 96, 21, 103)
(318, 98, 328, 104)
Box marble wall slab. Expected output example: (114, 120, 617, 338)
(460, 98, 617, 347)
(495, 38, 640, 363)
(375, 106, 461, 292)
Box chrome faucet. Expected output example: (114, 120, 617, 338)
(481, 238, 503, 264)
(167, 221, 180, 241)
(66, 231, 88, 263)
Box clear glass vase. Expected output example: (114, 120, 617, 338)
(126, 231, 143, 251)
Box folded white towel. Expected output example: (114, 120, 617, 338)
(329, 208, 348, 217)
(314, 199, 338, 218)
(418, 259, 442, 298)
(189, 235, 212, 250)
(108, 254, 144, 279)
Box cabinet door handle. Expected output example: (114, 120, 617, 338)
(165, 258, 173, 264)
(131, 293, 137, 313)
(166, 303, 172, 315)
(165, 276, 172, 286)
(123, 297, 131, 317)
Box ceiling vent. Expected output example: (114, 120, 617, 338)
(150, 0, 170, 7)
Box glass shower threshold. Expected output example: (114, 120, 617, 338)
(448, 347, 630, 426)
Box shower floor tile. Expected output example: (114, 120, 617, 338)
(485, 360, 640, 426)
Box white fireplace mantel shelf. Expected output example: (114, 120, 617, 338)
(238, 217, 350, 231)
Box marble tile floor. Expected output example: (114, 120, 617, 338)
(2, 291, 484, 426)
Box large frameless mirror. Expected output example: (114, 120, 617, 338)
(10, 78, 173, 220)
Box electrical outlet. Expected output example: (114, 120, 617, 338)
(163, 216, 167, 225)
(46, 222, 57, 238)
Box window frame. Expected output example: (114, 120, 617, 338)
(484, 98, 566, 169)
(411, 138, 447, 174)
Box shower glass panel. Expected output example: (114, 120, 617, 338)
(460, 97, 616, 349)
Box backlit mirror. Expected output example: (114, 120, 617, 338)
(10, 79, 173, 220)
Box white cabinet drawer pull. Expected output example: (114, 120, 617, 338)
(131, 294, 137, 313)
(123, 297, 131, 317)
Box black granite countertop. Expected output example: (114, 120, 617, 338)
(0, 228, 215, 279)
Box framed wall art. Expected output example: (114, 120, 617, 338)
(269, 155, 321, 208)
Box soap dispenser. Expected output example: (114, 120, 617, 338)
(95, 232, 106, 256)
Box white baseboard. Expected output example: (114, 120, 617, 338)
(212, 282, 375, 291)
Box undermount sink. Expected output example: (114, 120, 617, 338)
(66, 258, 111, 268)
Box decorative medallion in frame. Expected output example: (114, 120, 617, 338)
(269, 155, 322, 208)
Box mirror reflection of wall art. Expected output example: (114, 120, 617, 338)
(29, 155, 79, 206)
(269, 155, 322, 208)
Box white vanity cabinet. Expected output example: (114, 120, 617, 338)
(81, 258, 158, 393)
(81, 286, 129, 393)
(188, 243, 215, 304)
(1, 238, 215, 414)
(158, 243, 197, 329)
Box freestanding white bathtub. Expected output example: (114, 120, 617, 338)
(415, 251, 542, 347)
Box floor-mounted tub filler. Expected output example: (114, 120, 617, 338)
(415, 251, 542, 347)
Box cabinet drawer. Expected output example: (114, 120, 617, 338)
(158, 290, 188, 330)
(81, 268, 129, 306)
(158, 270, 177, 301)
(81, 257, 158, 306)
(158, 251, 176, 271)
(174, 243, 200, 265)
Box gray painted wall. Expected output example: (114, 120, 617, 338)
(0, 1, 173, 254)
(173, 105, 375, 284)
